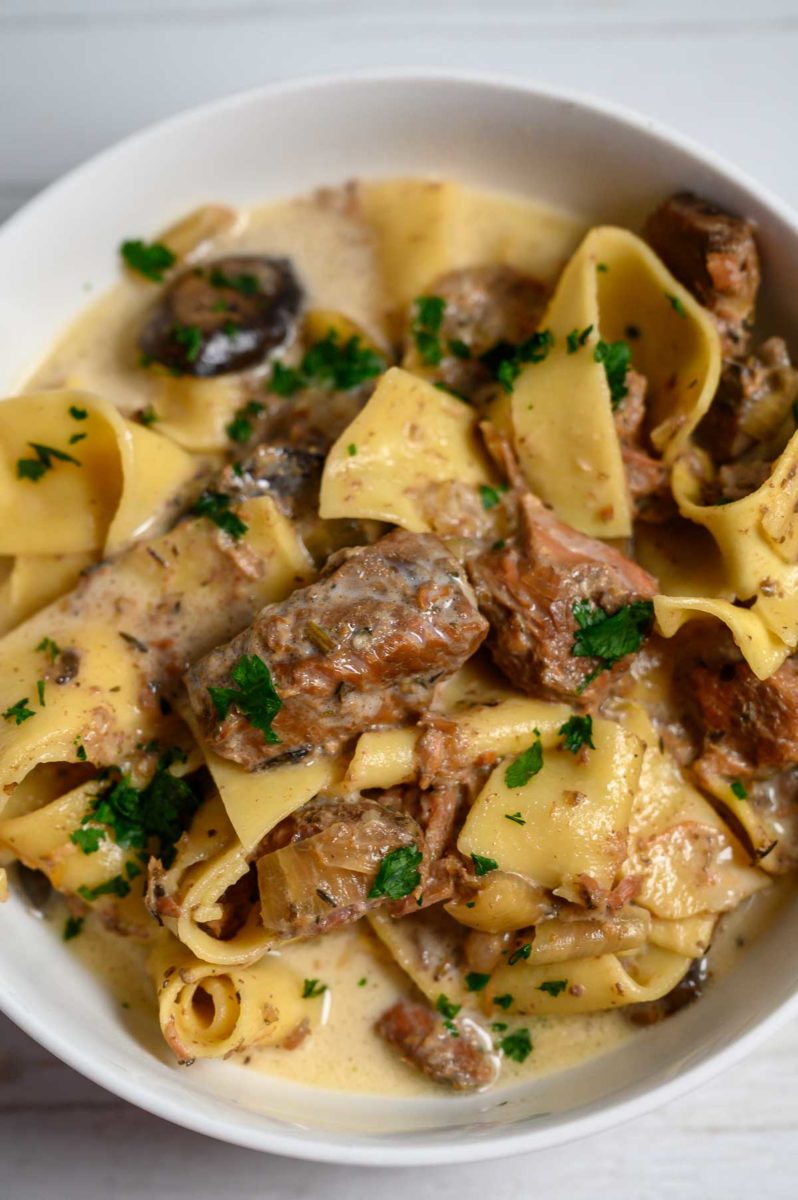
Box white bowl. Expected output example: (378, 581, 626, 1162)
(1, 70, 797, 1166)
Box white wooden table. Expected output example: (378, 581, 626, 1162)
(2, 2, 798, 1196)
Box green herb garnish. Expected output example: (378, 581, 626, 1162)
(347, 443, 358, 457)
(411, 295, 446, 365)
(36, 636, 61, 663)
(571, 599, 654, 690)
(500, 1027, 532, 1063)
(666, 292, 687, 318)
(208, 654, 282, 744)
(730, 778, 748, 800)
(36, 679, 45, 707)
(487, 329, 554, 394)
(120, 239, 176, 282)
(504, 733, 543, 788)
(505, 811, 526, 826)
(17, 442, 81, 482)
(2, 698, 34, 725)
(493, 994, 513, 1010)
(191, 490, 248, 541)
(537, 979, 568, 997)
(77, 875, 131, 902)
(368, 844, 423, 899)
(208, 267, 260, 296)
(302, 978, 327, 999)
(471, 853, 498, 877)
(593, 339, 631, 409)
(479, 483, 508, 511)
(559, 714, 595, 754)
(448, 338, 471, 360)
(465, 972, 491, 992)
(436, 994, 462, 1021)
(508, 943, 531, 966)
(63, 915, 84, 941)
(68, 405, 88, 421)
(173, 323, 202, 363)
(269, 330, 385, 396)
(566, 325, 593, 354)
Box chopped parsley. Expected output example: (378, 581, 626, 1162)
(191, 490, 248, 541)
(500, 1027, 532, 1063)
(347, 443, 358, 457)
(2, 698, 34, 725)
(208, 654, 282, 744)
(666, 292, 687, 318)
(137, 406, 159, 426)
(537, 979, 568, 997)
(358, 977, 367, 987)
(75, 739, 88, 762)
(68, 405, 88, 421)
(504, 733, 544, 788)
(571, 599, 654, 690)
(471, 853, 498, 877)
(225, 416, 253, 444)
(17, 442, 81, 482)
(493, 994, 513, 1010)
(508, 943, 532, 966)
(593, 339, 631, 409)
(559, 714, 595, 754)
(448, 338, 471, 360)
(302, 978, 327, 999)
(269, 330, 385, 396)
(566, 324, 593, 354)
(491, 539, 506, 551)
(120, 239, 176, 282)
(435, 993, 461, 1021)
(411, 295, 446, 365)
(491, 1021, 508, 1032)
(173, 323, 202, 363)
(69, 433, 87, 445)
(479, 483, 508, 511)
(465, 972, 491, 992)
(505, 811, 526, 826)
(36, 636, 61, 663)
(208, 266, 260, 295)
(70, 748, 201, 868)
(77, 875, 131, 902)
(596, 262, 609, 273)
(730, 778, 748, 800)
(484, 329, 554, 394)
(368, 844, 423, 899)
(63, 915, 84, 941)
(36, 679, 46, 707)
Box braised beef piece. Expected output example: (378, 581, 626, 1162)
(139, 255, 302, 376)
(613, 370, 675, 523)
(696, 338, 798, 480)
(407, 265, 548, 402)
(263, 380, 375, 456)
(186, 530, 488, 768)
(691, 656, 798, 777)
(256, 796, 424, 939)
(644, 192, 760, 355)
(627, 957, 709, 1027)
(375, 998, 496, 1090)
(467, 492, 657, 705)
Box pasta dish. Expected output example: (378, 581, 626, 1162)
(0, 179, 795, 1094)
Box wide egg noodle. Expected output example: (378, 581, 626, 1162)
(0, 552, 95, 636)
(0, 390, 194, 558)
(510, 226, 720, 538)
(319, 366, 495, 531)
(149, 932, 308, 1062)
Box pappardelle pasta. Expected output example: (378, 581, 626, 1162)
(1, 180, 796, 1095)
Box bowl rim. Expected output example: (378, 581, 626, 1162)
(2, 65, 798, 1166)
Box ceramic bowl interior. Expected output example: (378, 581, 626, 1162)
(1, 71, 797, 1165)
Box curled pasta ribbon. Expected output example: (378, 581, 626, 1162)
(0, 552, 94, 637)
(149, 933, 308, 1063)
(511, 226, 720, 538)
(0, 390, 194, 557)
(320, 366, 494, 531)
(655, 436, 798, 676)
(487, 946, 692, 1016)
(368, 910, 469, 1006)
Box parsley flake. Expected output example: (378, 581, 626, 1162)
(435, 993, 461, 1021)
(508, 943, 532, 966)
(493, 994, 513, 1010)
(69, 433, 87, 446)
(571, 599, 654, 690)
(77, 875, 131, 902)
(121, 239, 176, 282)
(68, 405, 88, 421)
(411, 295, 446, 365)
(173, 323, 202, 363)
(484, 329, 554, 394)
(347, 443, 358, 457)
(2, 698, 34, 725)
(465, 972, 491, 992)
(269, 331, 385, 396)
(208, 267, 260, 296)
(471, 853, 498, 877)
(191, 491, 248, 542)
(448, 338, 471, 360)
(559, 714, 595, 754)
(593, 340, 631, 409)
(36, 636, 61, 663)
(36, 679, 45, 707)
(137, 406, 159, 426)
(17, 442, 80, 483)
(505, 733, 544, 788)
(500, 1027, 532, 1063)
(537, 979, 568, 997)
(505, 811, 526, 826)
(225, 415, 254, 444)
(730, 778, 748, 800)
(70, 825, 105, 855)
(302, 978, 327, 999)
(63, 915, 84, 941)
(566, 324, 593, 354)
(479, 483, 508, 511)
(209, 654, 282, 745)
(368, 844, 423, 899)
(666, 292, 687, 318)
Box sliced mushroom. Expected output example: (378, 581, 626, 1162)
(139, 255, 302, 377)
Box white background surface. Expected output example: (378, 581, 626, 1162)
(2, 1, 798, 1196)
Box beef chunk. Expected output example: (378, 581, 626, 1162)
(645, 192, 760, 355)
(257, 796, 423, 938)
(696, 337, 798, 466)
(692, 656, 798, 776)
(407, 265, 548, 402)
(613, 370, 675, 523)
(375, 998, 496, 1090)
(467, 493, 657, 704)
(186, 530, 488, 768)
